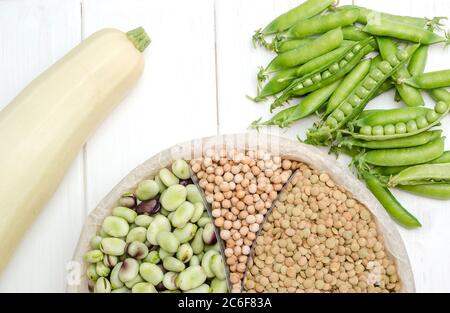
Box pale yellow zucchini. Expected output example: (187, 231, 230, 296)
(0, 27, 150, 273)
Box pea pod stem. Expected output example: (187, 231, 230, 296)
(402, 69, 450, 89)
(362, 171, 421, 229)
(429, 88, 450, 103)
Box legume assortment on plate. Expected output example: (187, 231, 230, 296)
(250, 0, 450, 229)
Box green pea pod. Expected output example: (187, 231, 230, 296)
(363, 16, 450, 44)
(399, 184, 450, 200)
(276, 38, 315, 54)
(256, 0, 334, 36)
(326, 59, 371, 115)
(361, 137, 445, 167)
(265, 28, 343, 73)
(408, 45, 428, 77)
(404, 69, 450, 89)
(342, 25, 371, 41)
(285, 9, 359, 39)
(362, 172, 421, 229)
(340, 130, 442, 150)
(389, 163, 450, 186)
(429, 88, 450, 103)
(377, 37, 424, 107)
(354, 107, 431, 128)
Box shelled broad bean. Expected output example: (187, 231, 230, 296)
(84, 159, 228, 293)
(250, 0, 450, 228)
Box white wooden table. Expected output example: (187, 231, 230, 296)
(0, 0, 449, 292)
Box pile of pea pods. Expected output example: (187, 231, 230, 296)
(251, 0, 450, 228)
(83, 159, 229, 293)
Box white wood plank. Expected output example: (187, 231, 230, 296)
(0, 0, 84, 292)
(82, 0, 217, 210)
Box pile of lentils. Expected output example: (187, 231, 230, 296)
(243, 163, 401, 293)
(190, 149, 299, 292)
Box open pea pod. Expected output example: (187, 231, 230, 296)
(389, 163, 450, 187)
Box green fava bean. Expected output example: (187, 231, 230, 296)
(176, 243, 194, 263)
(140, 263, 164, 285)
(86, 264, 98, 281)
(210, 254, 226, 280)
(185, 284, 210, 293)
(111, 287, 130, 293)
(163, 256, 186, 272)
(399, 184, 450, 200)
(94, 277, 111, 293)
(210, 278, 228, 293)
(163, 272, 178, 290)
(136, 180, 160, 201)
(144, 250, 160, 264)
(191, 228, 204, 254)
(103, 255, 118, 268)
(110, 262, 124, 289)
(134, 215, 153, 228)
(197, 216, 211, 228)
(172, 159, 191, 179)
(171, 201, 195, 228)
(146, 214, 171, 245)
(201, 250, 219, 279)
(119, 258, 140, 282)
(389, 163, 450, 186)
(156, 231, 180, 254)
(186, 184, 203, 204)
(160, 184, 187, 211)
(132, 282, 157, 293)
(177, 265, 207, 291)
(159, 248, 174, 260)
(363, 172, 421, 229)
(118, 192, 136, 208)
(102, 216, 129, 238)
(159, 168, 180, 187)
(126, 227, 147, 243)
(362, 137, 445, 167)
(173, 223, 198, 243)
(100, 238, 126, 256)
(96, 262, 110, 277)
(112, 206, 137, 224)
(127, 241, 149, 260)
(89, 236, 102, 250)
(202, 222, 217, 245)
(124, 274, 144, 289)
(189, 255, 200, 267)
(154, 175, 167, 192)
(190, 202, 205, 223)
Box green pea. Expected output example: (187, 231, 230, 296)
(360, 126, 372, 135)
(146, 214, 171, 245)
(210, 278, 228, 293)
(159, 168, 180, 187)
(386, 55, 400, 67)
(369, 68, 384, 81)
(132, 282, 157, 293)
(159, 248, 174, 260)
(144, 250, 160, 264)
(171, 159, 191, 179)
(124, 274, 144, 289)
(395, 122, 407, 134)
(134, 215, 153, 228)
(340, 102, 353, 115)
(171, 201, 195, 228)
(353, 44, 362, 53)
(333, 109, 345, 122)
(406, 120, 418, 132)
(136, 180, 160, 201)
(163, 272, 178, 290)
(189, 255, 200, 267)
(416, 116, 429, 129)
(174, 223, 198, 244)
(355, 87, 370, 99)
(84, 250, 104, 263)
(156, 231, 180, 253)
(345, 52, 355, 61)
(321, 70, 332, 79)
(112, 206, 137, 224)
(102, 216, 129, 238)
(426, 110, 439, 123)
(96, 262, 111, 277)
(154, 175, 167, 192)
(140, 263, 164, 286)
(94, 277, 111, 293)
(329, 63, 339, 74)
(339, 59, 348, 68)
(103, 255, 118, 268)
(90, 236, 102, 250)
(163, 256, 186, 272)
(435, 101, 448, 114)
(312, 73, 322, 83)
(176, 243, 194, 263)
(349, 95, 362, 107)
(100, 238, 126, 256)
(372, 125, 384, 136)
(177, 265, 207, 291)
(160, 184, 187, 211)
(384, 124, 396, 135)
(110, 262, 124, 289)
(119, 258, 140, 282)
(325, 117, 338, 128)
(210, 254, 226, 280)
(86, 264, 98, 281)
(396, 49, 409, 61)
(294, 83, 304, 91)
(127, 241, 149, 260)
(363, 77, 377, 90)
(303, 78, 314, 87)
(378, 61, 392, 74)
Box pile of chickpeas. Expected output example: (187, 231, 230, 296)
(190, 149, 299, 292)
(243, 163, 401, 293)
